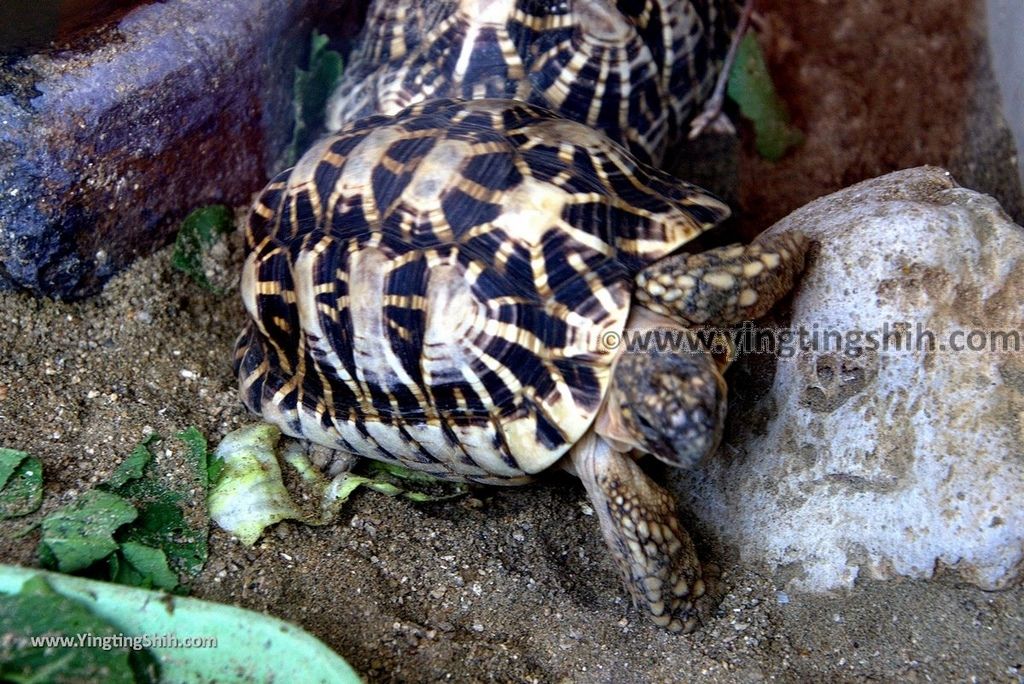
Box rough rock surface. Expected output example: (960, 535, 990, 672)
(673, 166, 1024, 593)
(0, 0, 321, 298)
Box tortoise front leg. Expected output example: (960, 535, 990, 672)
(571, 433, 707, 633)
(635, 231, 808, 326)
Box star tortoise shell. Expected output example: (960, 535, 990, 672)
(327, 0, 738, 164)
(235, 98, 729, 485)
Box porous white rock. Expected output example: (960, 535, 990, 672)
(673, 166, 1024, 593)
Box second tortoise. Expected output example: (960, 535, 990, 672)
(327, 0, 742, 164)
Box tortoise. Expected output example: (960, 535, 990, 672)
(235, 97, 807, 631)
(326, 0, 743, 165)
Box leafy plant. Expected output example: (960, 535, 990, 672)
(289, 30, 344, 165)
(171, 205, 233, 292)
(727, 34, 804, 160)
(38, 490, 138, 574)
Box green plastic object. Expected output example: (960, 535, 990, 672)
(0, 565, 361, 683)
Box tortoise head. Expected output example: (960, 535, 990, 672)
(595, 321, 727, 470)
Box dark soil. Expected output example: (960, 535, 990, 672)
(738, 0, 1024, 236)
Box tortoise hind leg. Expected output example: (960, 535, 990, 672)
(635, 231, 808, 326)
(570, 433, 707, 632)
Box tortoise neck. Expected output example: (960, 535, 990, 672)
(625, 305, 688, 334)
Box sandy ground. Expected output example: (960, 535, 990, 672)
(2, 0, 1024, 681)
(1, 246, 1022, 681)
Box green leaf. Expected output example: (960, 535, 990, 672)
(727, 34, 804, 161)
(103, 435, 157, 491)
(109, 433, 209, 587)
(402, 488, 468, 503)
(39, 490, 138, 574)
(363, 460, 468, 501)
(120, 500, 207, 582)
(109, 551, 147, 590)
(171, 205, 233, 292)
(0, 448, 43, 519)
(207, 454, 225, 488)
(36, 540, 57, 569)
(289, 30, 344, 164)
(177, 426, 210, 490)
(0, 575, 159, 684)
(355, 477, 403, 498)
(365, 460, 446, 485)
(0, 448, 26, 488)
(33, 432, 210, 591)
(117, 542, 179, 591)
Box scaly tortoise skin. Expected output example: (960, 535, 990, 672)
(326, 0, 739, 164)
(236, 98, 807, 631)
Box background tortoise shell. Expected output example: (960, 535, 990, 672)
(236, 99, 729, 484)
(327, 0, 738, 164)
